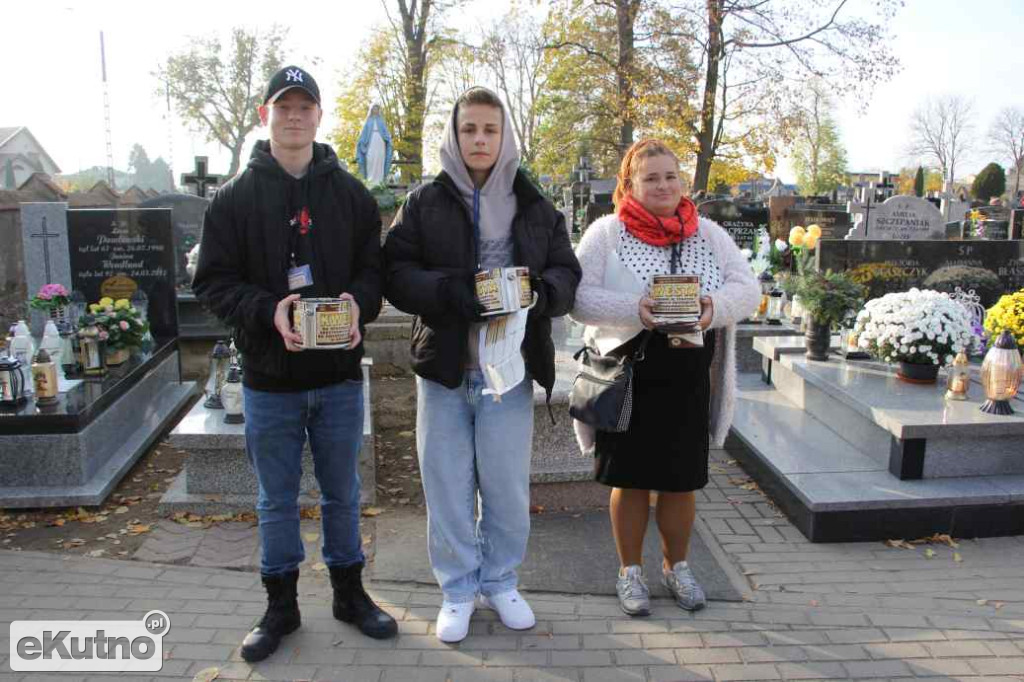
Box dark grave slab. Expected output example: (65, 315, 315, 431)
(698, 199, 768, 250)
(1013, 210, 1023, 240)
(782, 207, 852, 240)
(818, 239, 1024, 307)
(981, 220, 1010, 240)
(138, 193, 209, 290)
(67, 208, 178, 342)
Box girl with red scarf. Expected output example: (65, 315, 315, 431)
(570, 140, 759, 617)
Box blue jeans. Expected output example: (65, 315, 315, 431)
(417, 370, 534, 604)
(244, 381, 365, 576)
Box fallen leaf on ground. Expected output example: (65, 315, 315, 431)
(924, 548, 936, 558)
(302, 532, 320, 542)
(529, 505, 545, 514)
(86, 550, 105, 558)
(192, 668, 220, 682)
(884, 539, 915, 550)
(312, 562, 327, 572)
(361, 507, 384, 517)
(977, 599, 989, 606)
(114, 506, 129, 514)
(127, 524, 152, 535)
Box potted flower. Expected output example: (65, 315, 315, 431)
(984, 288, 1024, 354)
(852, 288, 976, 384)
(29, 283, 71, 324)
(84, 297, 150, 365)
(789, 270, 865, 360)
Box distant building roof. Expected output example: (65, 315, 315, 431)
(0, 127, 61, 174)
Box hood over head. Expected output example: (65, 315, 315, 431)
(439, 87, 520, 198)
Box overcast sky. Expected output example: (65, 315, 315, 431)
(5, 0, 1023, 184)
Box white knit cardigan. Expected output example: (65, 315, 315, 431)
(569, 213, 760, 447)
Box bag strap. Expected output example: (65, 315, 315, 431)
(574, 330, 652, 363)
(632, 330, 652, 362)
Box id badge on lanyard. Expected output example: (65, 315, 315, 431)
(288, 263, 313, 291)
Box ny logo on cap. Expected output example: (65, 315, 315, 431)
(286, 69, 304, 83)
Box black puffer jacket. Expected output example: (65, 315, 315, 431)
(192, 141, 383, 391)
(384, 171, 581, 399)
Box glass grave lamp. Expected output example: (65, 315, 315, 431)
(0, 355, 27, 408)
(204, 340, 232, 409)
(131, 288, 154, 352)
(58, 322, 78, 377)
(750, 272, 774, 322)
(979, 331, 1022, 415)
(945, 351, 971, 401)
(78, 314, 107, 378)
(221, 364, 244, 424)
(68, 289, 87, 327)
(765, 288, 785, 325)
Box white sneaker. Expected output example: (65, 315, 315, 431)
(479, 589, 536, 630)
(436, 600, 475, 643)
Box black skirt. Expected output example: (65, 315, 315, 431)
(594, 329, 716, 492)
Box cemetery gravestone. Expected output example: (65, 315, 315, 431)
(19, 203, 72, 335)
(847, 195, 946, 240)
(67, 208, 178, 341)
(782, 207, 853, 240)
(698, 199, 769, 251)
(818, 240, 1024, 307)
(138, 193, 210, 290)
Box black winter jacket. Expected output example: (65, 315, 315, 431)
(192, 141, 383, 391)
(384, 171, 581, 399)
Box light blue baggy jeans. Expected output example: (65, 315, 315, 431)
(416, 369, 534, 604)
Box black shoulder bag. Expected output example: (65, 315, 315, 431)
(568, 332, 651, 433)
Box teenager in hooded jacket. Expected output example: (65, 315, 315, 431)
(384, 87, 581, 643)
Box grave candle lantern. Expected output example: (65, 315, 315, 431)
(32, 348, 59, 407)
(221, 365, 244, 424)
(945, 351, 970, 401)
(78, 315, 107, 378)
(0, 355, 27, 408)
(204, 340, 231, 409)
(979, 331, 1022, 415)
(766, 289, 785, 325)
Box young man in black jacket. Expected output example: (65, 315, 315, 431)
(192, 65, 396, 663)
(385, 87, 581, 643)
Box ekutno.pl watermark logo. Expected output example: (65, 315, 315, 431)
(10, 610, 170, 672)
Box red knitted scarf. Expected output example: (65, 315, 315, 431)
(617, 194, 698, 247)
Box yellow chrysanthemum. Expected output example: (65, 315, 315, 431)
(99, 297, 114, 307)
(806, 224, 822, 239)
(985, 289, 1024, 350)
(804, 233, 819, 250)
(788, 226, 806, 247)
(114, 299, 130, 309)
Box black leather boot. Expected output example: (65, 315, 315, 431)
(329, 562, 398, 639)
(240, 570, 301, 662)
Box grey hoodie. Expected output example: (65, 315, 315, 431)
(439, 88, 522, 364)
(439, 88, 521, 270)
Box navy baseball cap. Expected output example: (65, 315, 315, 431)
(264, 66, 321, 105)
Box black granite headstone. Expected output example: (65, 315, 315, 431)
(67, 208, 178, 342)
(818, 239, 1024, 307)
(138, 193, 210, 290)
(1010, 210, 1023, 240)
(782, 207, 852, 240)
(697, 200, 768, 250)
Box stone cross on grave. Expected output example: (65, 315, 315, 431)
(180, 156, 223, 198)
(30, 216, 61, 282)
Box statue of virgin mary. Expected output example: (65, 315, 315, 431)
(355, 103, 393, 185)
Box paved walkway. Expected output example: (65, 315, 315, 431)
(3, 452, 1024, 681)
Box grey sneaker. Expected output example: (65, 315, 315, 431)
(663, 561, 706, 611)
(616, 565, 651, 617)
